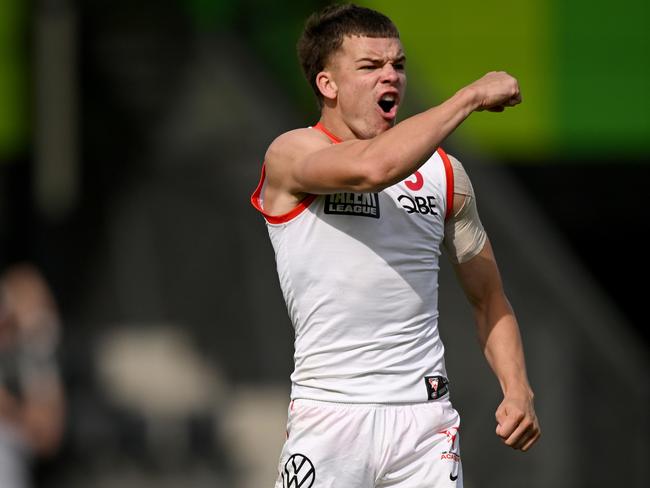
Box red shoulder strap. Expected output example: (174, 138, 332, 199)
(437, 147, 454, 221)
(313, 122, 342, 144)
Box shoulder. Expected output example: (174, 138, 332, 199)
(445, 153, 466, 179)
(441, 152, 476, 217)
(263, 127, 334, 196)
(443, 153, 472, 197)
(265, 127, 332, 168)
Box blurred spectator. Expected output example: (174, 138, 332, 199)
(0, 263, 65, 488)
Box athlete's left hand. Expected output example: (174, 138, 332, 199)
(495, 394, 541, 451)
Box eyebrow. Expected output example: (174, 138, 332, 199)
(356, 54, 407, 64)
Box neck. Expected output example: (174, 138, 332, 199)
(318, 107, 359, 141)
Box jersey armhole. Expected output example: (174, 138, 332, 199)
(250, 124, 340, 224)
(437, 147, 454, 221)
(250, 163, 317, 224)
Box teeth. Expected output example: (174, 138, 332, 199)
(380, 94, 396, 102)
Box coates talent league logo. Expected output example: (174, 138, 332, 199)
(282, 453, 315, 488)
(324, 192, 380, 218)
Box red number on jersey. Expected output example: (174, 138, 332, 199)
(405, 171, 424, 191)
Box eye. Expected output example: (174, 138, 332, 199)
(360, 65, 376, 70)
(394, 63, 405, 71)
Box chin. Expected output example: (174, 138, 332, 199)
(377, 118, 395, 132)
(353, 117, 393, 139)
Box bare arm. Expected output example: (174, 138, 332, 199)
(265, 71, 521, 204)
(0, 376, 66, 456)
(0, 264, 66, 456)
(22, 374, 66, 456)
(452, 240, 541, 451)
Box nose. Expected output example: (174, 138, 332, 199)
(380, 63, 399, 83)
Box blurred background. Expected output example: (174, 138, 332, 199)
(0, 0, 648, 487)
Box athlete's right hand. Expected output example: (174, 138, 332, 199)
(463, 71, 522, 112)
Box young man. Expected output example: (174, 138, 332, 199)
(251, 4, 540, 487)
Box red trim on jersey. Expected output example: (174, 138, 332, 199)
(437, 147, 454, 221)
(250, 163, 317, 224)
(250, 125, 342, 224)
(313, 122, 343, 143)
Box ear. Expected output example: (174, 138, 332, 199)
(316, 71, 338, 101)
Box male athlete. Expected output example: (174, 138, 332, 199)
(251, 4, 540, 487)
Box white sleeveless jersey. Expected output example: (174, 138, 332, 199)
(252, 125, 455, 403)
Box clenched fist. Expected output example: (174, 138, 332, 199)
(463, 71, 522, 113)
(495, 393, 541, 451)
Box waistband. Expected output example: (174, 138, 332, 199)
(291, 375, 451, 407)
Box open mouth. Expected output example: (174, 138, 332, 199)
(378, 96, 396, 114)
(377, 93, 398, 119)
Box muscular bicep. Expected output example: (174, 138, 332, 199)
(443, 155, 487, 263)
(294, 140, 382, 193)
(265, 129, 380, 196)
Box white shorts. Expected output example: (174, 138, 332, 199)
(274, 398, 462, 488)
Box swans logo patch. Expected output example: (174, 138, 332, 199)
(282, 453, 315, 488)
(324, 192, 380, 218)
(424, 375, 449, 400)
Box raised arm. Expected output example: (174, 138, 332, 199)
(452, 241, 541, 451)
(263, 71, 521, 214)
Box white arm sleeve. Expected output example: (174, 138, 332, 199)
(443, 154, 488, 264)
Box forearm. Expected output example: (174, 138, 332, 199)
(357, 88, 478, 187)
(476, 295, 533, 399)
(22, 380, 66, 455)
(0, 386, 64, 455)
(351, 71, 520, 190)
